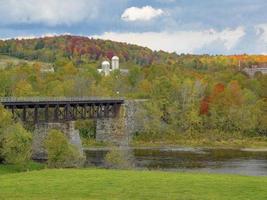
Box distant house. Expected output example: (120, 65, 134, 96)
(242, 63, 267, 77)
(40, 65, 55, 73)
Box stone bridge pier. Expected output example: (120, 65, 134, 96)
(96, 100, 145, 146)
(32, 121, 83, 160)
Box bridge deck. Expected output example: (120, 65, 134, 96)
(0, 97, 124, 122)
(0, 97, 124, 107)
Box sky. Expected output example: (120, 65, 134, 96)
(0, 0, 267, 55)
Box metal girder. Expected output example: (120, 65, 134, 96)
(1, 98, 123, 124)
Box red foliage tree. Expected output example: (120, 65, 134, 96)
(200, 83, 225, 115)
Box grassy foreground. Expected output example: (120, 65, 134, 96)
(0, 162, 45, 176)
(0, 168, 267, 200)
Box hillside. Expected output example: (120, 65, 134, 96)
(0, 35, 173, 68)
(0, 55, 52, 70)
(0, 35, 266, 145)
(0, 35, 267, 72)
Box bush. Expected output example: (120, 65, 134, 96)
(44, 129, 84, 168)
(257, 101, 267, 136)
(1, 124, 32, 165)
(0, 107, 13, 159)
(0, 106, 32, 165)
(75, 119, 96, 139)
(104, 147, 133, 169)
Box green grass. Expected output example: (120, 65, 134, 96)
(133, 131, 267, 149)
(83, 136, 267, 149)
(0, 168, 267, 200)
(0, 162, 45, 176)
(81, 138, 111, 148)
(132, 138, 267, 149)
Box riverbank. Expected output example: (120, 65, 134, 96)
(82, 138, 267, 149)
(0, 167, 267, 200)
(132, 133, 267, 149)
(82, 132, 267, 149)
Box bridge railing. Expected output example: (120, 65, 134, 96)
(0, 96, 124, 103)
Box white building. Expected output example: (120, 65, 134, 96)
(111, 56, 119, 70)
(97, 61, 110, 76)
(40, 65, 55, 73)
(98, 56, 126, 76)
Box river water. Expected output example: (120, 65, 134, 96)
(84, 147, 267, 176)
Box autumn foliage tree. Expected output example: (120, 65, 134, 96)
(0, 35, 266, 140)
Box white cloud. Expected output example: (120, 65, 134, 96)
(216, 27, 245, 50)
(92, 27, 245, 54)
(1, 32, 72, 41)
(121, 6, 164, 21)
(255, 24, 267, 43)
(0, 0, 99, 26)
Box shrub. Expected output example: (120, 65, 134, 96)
(0, 106, 32, 165)
(0, 106, 13, 129)
(75, 119, 96, 139)
(104, 147, 133, 169)
(257, 101, 267, 136)
(0, 106, 13, 159)
(1, 124, 32, 165)
(44, 129, 84, 168)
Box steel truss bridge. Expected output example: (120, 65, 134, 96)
(0, 97, 124, 124)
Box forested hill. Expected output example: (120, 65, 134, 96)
(0, 35, 176, 67)
(1, 35, 267, 71)
(0, 35, 266, 136)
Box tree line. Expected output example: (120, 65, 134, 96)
(0, 35, 266, 140)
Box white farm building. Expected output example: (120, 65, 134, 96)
(98, 56, 128, 76)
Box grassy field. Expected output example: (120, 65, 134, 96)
(0, 167, 267, 200)
(0, 162, 45, 176)
(0, 54, 52, 69)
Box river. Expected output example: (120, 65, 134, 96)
(84, 147, 267, 176)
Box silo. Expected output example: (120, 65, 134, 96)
(111, 56, 119, 70)
(101, 61, 110, 76)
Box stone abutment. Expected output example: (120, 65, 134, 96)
(96, 100, 145, 146)
(32, 121, 83, 160)
(32, 100, 145, 159)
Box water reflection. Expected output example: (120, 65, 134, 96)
(84, 147, 267, 176)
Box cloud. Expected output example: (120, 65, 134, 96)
(0, 0, 99, 26)
(1, 33, 71, 41)
(255, 24, 267, 43)
(121, 6, 164, 21)
(217, 27, 245, 50)
(92, 27, 245, 54)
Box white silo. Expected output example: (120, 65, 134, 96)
(101, 61, 110, 76)
(111, 56, 119, 70)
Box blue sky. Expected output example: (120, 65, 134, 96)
(0, 0, 267, 55)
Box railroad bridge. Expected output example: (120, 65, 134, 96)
(0, 97, 124, 123)
(0, 97, 143, 159)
